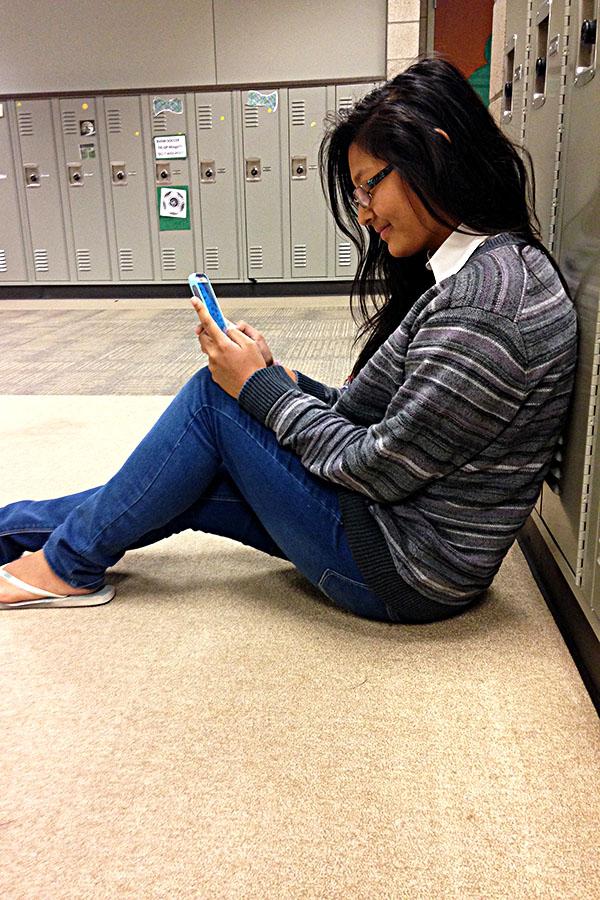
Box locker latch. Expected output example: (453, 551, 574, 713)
(112, 163, 127, 185)
(291, 157, 307, 179)
(201, 161, 216, 183)
(156, 163, 171, 184)
(68, 164, 83, 186)
(245, 159, 261, 181)
(24, 165, 40, 187)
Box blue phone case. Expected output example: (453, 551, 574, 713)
(188, 273, 228, 332)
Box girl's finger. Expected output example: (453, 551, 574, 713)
(194, 300, 231, 342)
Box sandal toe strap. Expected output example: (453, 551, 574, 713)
(0, 565, 68, 599)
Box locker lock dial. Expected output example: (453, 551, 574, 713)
(291, 157, 307, 180)
(201, 161, 216, 183)
(24, 165, 40, 186)
(245, 159, 261, 181)
(68, 164, 83, 186)
(156, 163, 171, 184)
(112, 164, 128, 185)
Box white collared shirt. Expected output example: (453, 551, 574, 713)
(425, 224, 490, 285)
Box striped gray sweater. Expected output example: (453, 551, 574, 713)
(239, 233, 577, 608)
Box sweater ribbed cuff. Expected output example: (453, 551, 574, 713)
(238, 365, 300, 424)
(294, 371, 333, 403)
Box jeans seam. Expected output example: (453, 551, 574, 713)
(0, 528, 54, 536)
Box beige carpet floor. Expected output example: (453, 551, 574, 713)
(1, 301, 600, 898)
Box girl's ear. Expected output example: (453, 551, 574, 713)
(434, 128, 451, 143)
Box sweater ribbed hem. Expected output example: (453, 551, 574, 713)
(337, 488, 475, 619)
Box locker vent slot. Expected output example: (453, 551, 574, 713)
(153, 113, 168, 134)
(205, 248, 219, 269)
(293, 245, 307, 267)
(197, 105, 213, 129)
(33, 249, 49, 272)
(291, 100, 306, 126)
(338, 243, 352, 266)
(17, 110, 34, 137)
(62, 110, 78, 135)
(119, 248, 134, 272)
(244, 106, 259, 128)
(0, 249, 7, 272)
(161, 247, 177, 271)
(76, 249, 92, 272)
(249, 246, 263, 269)
(106, 109, 123, 134)
(338, 96, 354, 113)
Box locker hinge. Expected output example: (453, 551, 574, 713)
(575, 320, 600, 586)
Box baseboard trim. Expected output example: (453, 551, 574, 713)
(518, 518, 600, 717)
(0, 281, 355, 300)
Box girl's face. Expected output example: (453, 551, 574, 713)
(347, 143, 456, 258)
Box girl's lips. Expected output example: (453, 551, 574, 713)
(380, 225, 392, 240)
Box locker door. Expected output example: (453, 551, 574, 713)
(0, 103, 28, 281)
(58, 98, 112, 280)
(14, 99, 70, 281)
(501, 0, 530, 148)
(288, 86, 329, 279)
(194, 91, 242, 281)
(103, 96, 154, 281)
(241, 90, 285, 279)
(147, 94, 196, 281)
(522, 0, 568, 252)
(539, 0, 600, 598)
(334, 82, 379, 279)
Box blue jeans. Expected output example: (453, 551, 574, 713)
(0, 367, 398, 622)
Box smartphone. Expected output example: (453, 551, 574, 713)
(188, 272, 233, 332)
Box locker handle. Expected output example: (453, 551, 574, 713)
(504, 81, 513, 99)
(581, 19, 597, 46)
(535, 56, 547, 77)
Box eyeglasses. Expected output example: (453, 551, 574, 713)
(352, 164, 393, 209)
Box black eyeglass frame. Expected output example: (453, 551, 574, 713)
(352, 164, 394, 208)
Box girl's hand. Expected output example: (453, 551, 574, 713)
(234, 320, 274, 367)
(193, 299, 266, 398)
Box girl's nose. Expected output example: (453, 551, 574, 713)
(357, 204, 373, 228)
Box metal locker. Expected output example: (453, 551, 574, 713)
(522, 0, 568, 252)
(538, 0, 600, 600)
(145, 93, 197, 281)
(13, 99, 70, 282)
(102, 96, 154, 281)
(57, 98, 112, 281)
(194, 91, 242, 281)
(241, 89, 286, 280)
(334, 82, 380, 279)
(502, 0, 530, 149)
(288, 86, 330, 279)
(0, 103, 28, 281)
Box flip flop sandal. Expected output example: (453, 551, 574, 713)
(0, 565, 115, 609)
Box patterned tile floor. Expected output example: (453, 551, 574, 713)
(0, 297, 362, 394)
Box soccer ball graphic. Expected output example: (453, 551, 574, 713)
(160, 188, 187, 218)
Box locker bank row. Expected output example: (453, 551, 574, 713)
(497, 0, 600, 639)
(0, 82, 380, 286)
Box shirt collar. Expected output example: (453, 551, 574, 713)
(425, 224, 490, 284)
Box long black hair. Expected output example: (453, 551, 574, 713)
(319, 53, 572, 379)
